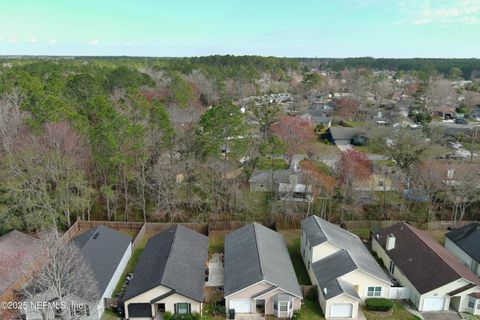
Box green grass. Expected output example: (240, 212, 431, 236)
(255, 157, 289, 170)
(363, 302, 421, 320)
(101, 310, 119, 320)
(289, 298, 325, 320)
(350, 228, 371, 241)
(112, 237, 148, 297)
(208, 230, 227, 254)
(278, 230, 311, 285)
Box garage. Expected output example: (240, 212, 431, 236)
(422, 297, 445, 311)
(127, 303, 152, 318)
(229, 299, 251, 313)
(330, 303, 353, 318)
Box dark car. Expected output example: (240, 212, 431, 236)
(351, 135, 369, 146)
(455, 118, 468, 125)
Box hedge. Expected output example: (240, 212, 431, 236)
(365, 298, 394, 311)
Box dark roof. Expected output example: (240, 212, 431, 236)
(373, 222, 480, 294)
(328, 127, 366, 141)
(73, 226, 132, 295)
(124, 225, 208, 302)
(0, 230, 40, 294)
(224, 223, 302, 298)
(445, 222, 480, 262)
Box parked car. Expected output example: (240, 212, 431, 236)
(455, 118, 468, 124)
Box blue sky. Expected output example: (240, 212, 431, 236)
(0, 0, 478, 57)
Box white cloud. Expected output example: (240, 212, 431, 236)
(399, 0, 480, 25)
(7, 38, 17, 43)
(27, 38, 37, 43)
(48, 39, 57, 44)
(87, 39, 99, 45)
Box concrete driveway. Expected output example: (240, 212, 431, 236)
(421, 311, 461, 320)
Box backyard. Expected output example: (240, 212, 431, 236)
(278, 229, 311, 285)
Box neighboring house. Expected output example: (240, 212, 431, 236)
(0, 230, 40, 301)
(25, 226, 132, 320)
(249, 169, 291, 192)
(324, 127, 367, 146)
(249, 155, 311, 202)
(300, 110, 332, 128)
(445, 222, 480, 277)
(123, 225, 208, 319)
(224, 223, 302, 318)
(372, 222, 480, 313)
(301, 216, 392, 319)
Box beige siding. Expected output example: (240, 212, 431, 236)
(124, 285, 201, 318)
(226, 281, 301, 317)
(340, 270, 391, 299)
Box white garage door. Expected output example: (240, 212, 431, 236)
(229, 299, 251, 313)
(330, 303, 353, 318)
(423, 297, 445, 311)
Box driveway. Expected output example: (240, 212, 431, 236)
(421, 311, 461, 320)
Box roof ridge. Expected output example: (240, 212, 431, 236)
(160, 225, 179, 285)
(252, 223, 265, 281)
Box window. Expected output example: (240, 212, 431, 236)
(308, 261, 311, 270)
(468, 297, 475, 309)
(302, 249, 305, 258)
(279, 302, 288, 312)
(176, 303, 190, 315)
(367, 286, 382, 297)
(389, 261, 395, 274)
(273, 301, 278, 310)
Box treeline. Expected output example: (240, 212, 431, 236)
(301, 57, 480, 79)
(0, 55, 300, 234)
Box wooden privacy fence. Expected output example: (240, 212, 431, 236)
(299, 285, 317, 298)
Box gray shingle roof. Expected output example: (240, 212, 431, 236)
(224, 223, 302, 298)
(303, 216, 391, 298)
(124, 225, 208, 302)
(73, 226, 132, 296)
(249, 169, 292, 184)
(329, 127, 366, 141)
(445, 222, 480, 263)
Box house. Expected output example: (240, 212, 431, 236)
(445, 222, 480, 277)
(372, 222, 480, 313)
(123, 225, 208, 319)
(224, 223, 302, 318)
(0, 230, 40, 302)
(353, 174, 395, 192)
(324, 127, 367, 146)
(301, 216, 392, 319)
(24, 226, 132, 320)
(300, 110, 332, 128)
(249, 169, 291, 192)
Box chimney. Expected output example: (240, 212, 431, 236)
(386, 234, 396, 251)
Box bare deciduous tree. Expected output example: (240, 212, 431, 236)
(21, 229, 99, 320)
(0, 89, 24, 156)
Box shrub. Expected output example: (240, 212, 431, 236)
(164, 311, 173, 320)
(365, 298, 394, 311)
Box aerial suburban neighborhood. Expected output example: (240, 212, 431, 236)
(2, 1, 480, 320)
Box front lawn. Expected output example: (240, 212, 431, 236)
(278, 230, 311, 285)
(363, 302, 421, 320)
(287, 298, 325, 320)
(101, 310, 119, 320)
